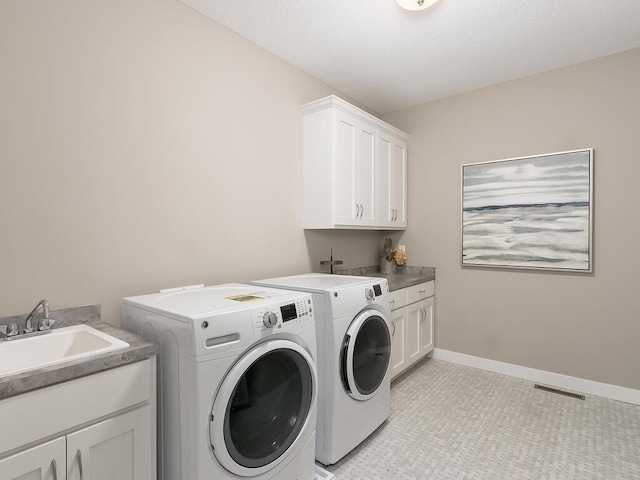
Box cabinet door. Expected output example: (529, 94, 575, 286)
(355, 123, 377, 225)
(390, 307, 407, 379)
(390, 138, 407, 227)
(407, 297, 434, 366)
(377, 132, 407, 228)
(406, 301, 423, 367)
(0, 437, 65, 480)
(333, 112, 376, 226)
(66, 405, 152, 480)
(420, 296, 434, 355)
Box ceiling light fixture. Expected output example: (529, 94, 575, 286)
(396, 0, 440, 11)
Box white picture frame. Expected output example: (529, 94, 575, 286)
(461, 149, 594, 272)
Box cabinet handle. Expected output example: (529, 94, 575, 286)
(418, 289, 426, 294)
(392, 207, 397, 221)
(359, 203, 364, 219)
(389, 299, 395, 305)
(391, 321, 396, 337)
(52, 459, 58, 480)
(355, 202, 363, 219)
(77, 449, 84, 480)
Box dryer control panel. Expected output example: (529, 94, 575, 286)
(252, 295, 314, 333)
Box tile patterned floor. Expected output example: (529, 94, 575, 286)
(324, 358, 640, 480)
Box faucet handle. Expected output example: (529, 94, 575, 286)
(1, 324, 20, 337)
(38, 318, 55, 331)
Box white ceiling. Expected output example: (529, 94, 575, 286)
(179, 0, 640, 114)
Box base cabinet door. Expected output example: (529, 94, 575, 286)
(390, 307, 407, 378)
(66, 406, 152, 480)
(407, 300, 424, 366)
(420, 296, 434, 355)
(0, 437, 65, 480)
(407, 298, 435, 367)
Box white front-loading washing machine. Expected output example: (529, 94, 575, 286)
(252, 274, 392, 465)
(122, 283, 317, 480)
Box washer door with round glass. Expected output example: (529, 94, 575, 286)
(209, 339, 317, 477)
(340, 310, 391, 401)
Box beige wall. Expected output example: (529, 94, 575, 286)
(385, 48, 640, 390)
(3, 0, 638, 391)
(0, 0, 382, 324)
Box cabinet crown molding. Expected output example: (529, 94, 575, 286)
(301, 95, 409, 140)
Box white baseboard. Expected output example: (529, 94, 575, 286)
(432, 348, 640, 406)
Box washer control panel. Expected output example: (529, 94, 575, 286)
(362, 282, 388, 302)
(253, 294, 314, 333)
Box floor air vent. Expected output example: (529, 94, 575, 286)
(534, 384, 585, 400)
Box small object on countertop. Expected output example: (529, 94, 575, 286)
(379, 258, 398, 274)
(378, 237, 407, 273)
(320, 248, 343, 274)
(379, 237, 395, 261)
(394, 249, 407, 266)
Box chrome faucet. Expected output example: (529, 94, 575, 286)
(0, 300, 56, 341)
(25, 299, 53, 332)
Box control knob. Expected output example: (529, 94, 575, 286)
(263, 311, 278, 328)
(365, 288, 375, 300)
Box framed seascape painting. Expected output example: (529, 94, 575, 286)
(461, 149, 593, 272)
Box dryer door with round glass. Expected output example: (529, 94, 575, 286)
(209, 339, 316, 477)
(340, 310, 391, 401)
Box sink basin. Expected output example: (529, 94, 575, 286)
(0, 324, 129, 377)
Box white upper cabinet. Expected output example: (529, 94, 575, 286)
(377, 131, 407, 228)
(302, 96, 409, 230)
(333, 111, 377, 227)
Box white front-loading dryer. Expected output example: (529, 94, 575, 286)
(252, 273, 392, 465)
(122, 283, 317, 480)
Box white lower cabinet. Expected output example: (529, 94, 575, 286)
(0, 437, 65, 480)
(0, 406, 151, 480)
(390, 306, 408, 377)
(407, 297, 434, 366)
(390, 281, 435, 379)
(0, 360, 155, 480)
(67, 406, 152, 480)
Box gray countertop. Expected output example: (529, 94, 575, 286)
(336, 265, 435, 292)
(0, 320, 157, 400)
